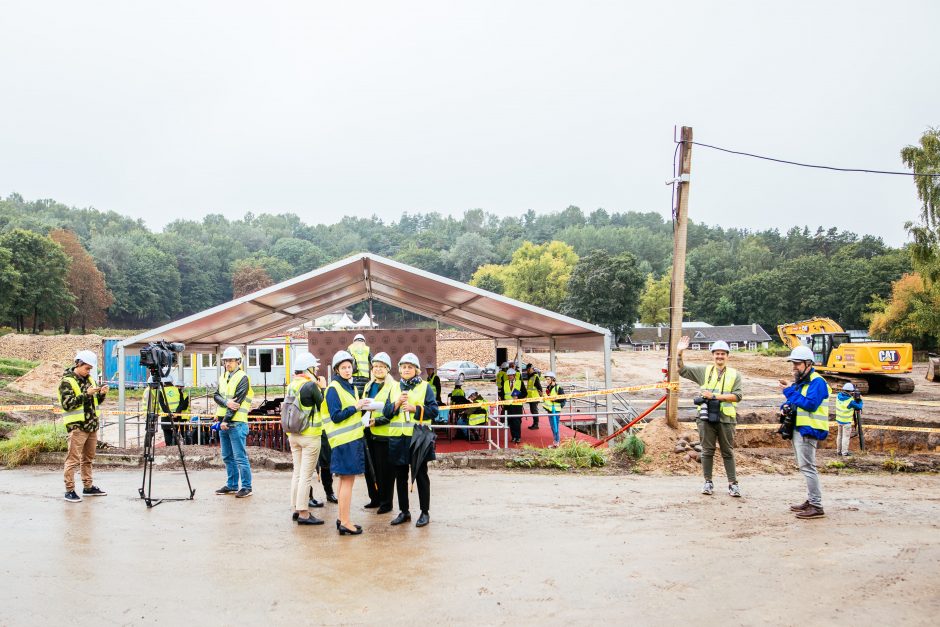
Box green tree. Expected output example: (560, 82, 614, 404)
(868, 273, 940, 348)
(0, 229, 73, 333)
(49, 229, 113, 333)
(469, 264, 508, 294)
(562, 251, 644, 337)
(446, 233, 496, 282)
(638, 273, 672, 325)
(0, 246, 21, 323)
(394, 246, 455, 278)
(501, 241, 578, 311)
(901, 127, 940, 280)
(270, 237, 327, 273)
(232, 263, 273, 298)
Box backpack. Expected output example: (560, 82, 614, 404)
(281, 389, 311, 435)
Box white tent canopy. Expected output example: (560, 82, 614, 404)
(355, 313, 376, 328)
(334, 313, 357, 329)
(114, 253, 613, 445)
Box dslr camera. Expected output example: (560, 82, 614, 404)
(140, 340, 185, 378)
(693, 395, 722, 423)
(777, 403, 797, 440)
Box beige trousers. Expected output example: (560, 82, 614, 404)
(289, 434, 322, 511)
(64, 429, 97, 491)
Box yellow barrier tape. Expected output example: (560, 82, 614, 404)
(640, 422, 940, 434)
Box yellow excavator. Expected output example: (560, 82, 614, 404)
(777, 317, 914, 394)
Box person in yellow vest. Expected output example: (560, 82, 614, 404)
(361, 351, 393, 510)
(325, 350, 373, 535)
(500, 367, 527, 444)
(169, 377, 190, 443)
(677, 337, 743, 498)
(524, 364, 543, 430)
(213, 347, 255, 498)
(495, 362, 509, 422)
(144, 374, 187, 446)
(363, 352, 400, 515)
(388, 353, 438, 528)
(348, 333, 372, 395)
(448, 382, 467, 429)
(60, 350, 108, 503)
(835, 383, 863, 457)
(779, 345, 831, 520)
(286, 352, 326, 526)
(541, 372, 566, 448)
(465, 388, 488, 442)
(425, 365, 443, 405)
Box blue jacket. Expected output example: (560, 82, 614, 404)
(782, 368, 830, 439)
(836, 391, 863, 411)
(326, 377, 360, 424)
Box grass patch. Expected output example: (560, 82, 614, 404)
(881, 450, 912, 473)
(506, 438, 607, 471)
(0, 357, 39, 377)
(825, 460, 846, 469)
(0, 422, 68, 468)
(612, 433, 646, 460)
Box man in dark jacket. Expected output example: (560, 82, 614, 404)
(500, 368, 527, 444)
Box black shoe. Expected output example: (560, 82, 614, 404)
(297, 515, 325, 526)
(390, 511, 412, 526)
(82, 485, 107, 497)
(376, 505, 393, 514)
(527, 425, 539, 430)
(364, 501, 381, 509)
(416, 512, 430, 527)
(215, 486, 238, 495)
(308, 498, 324, 508)
(235, 488, 252, 498)
(326, 493, 338, 504)
(64, 490, 82, 503)
(292, 512, 299, 521)
(338, 521, 363, 535)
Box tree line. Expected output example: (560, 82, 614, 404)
(0, 127, 935, 347)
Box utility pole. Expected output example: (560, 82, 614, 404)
(666, 126, 693, 429)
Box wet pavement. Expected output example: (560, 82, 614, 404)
(1, 467, 939, 625)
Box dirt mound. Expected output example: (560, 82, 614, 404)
(0, 334, 104, 363)
(10, 361, 68, 398)
(637, 416, 699, 474)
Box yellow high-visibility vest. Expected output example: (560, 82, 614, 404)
(215, 369, 254, 422)
(368, 378, 401, 437)
(348, 343, 371, 378)
(286, 374, 324, 437)
(702, 365, 739, 419)
(835, 396, 854, 425)
(795, 372, 831, 432)
(324, 380, 364, 448)
(58, 376, 98, 426)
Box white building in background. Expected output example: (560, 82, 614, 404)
(180, 336, 309, 387)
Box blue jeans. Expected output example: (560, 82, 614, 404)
(548, 410, 560, 444)
(219, 421, 252, 489)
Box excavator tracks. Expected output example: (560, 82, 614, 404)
(820, 374, 915, 395)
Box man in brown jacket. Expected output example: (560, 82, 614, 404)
(60, 350, 109, 503)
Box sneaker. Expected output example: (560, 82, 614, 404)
(795, 504, 825, 519)
(790, 500, 811, 512)
(64, 490, 82, 503)
(235, 488, 252, 498)
(701, 480, 714, 495)
(82, 485, 107, 497)
(215, 486, 238, 495)
(728, 483, 741, 498)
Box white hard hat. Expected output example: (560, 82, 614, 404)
(507, 368, 517, 376)
(332, 350, 354, 370)
(710, 340, 730, 353)
(544, 371, 556, 379)
(398, 352, 421, 368)
(294, 352, 319, 373)
(75, 350, 98, 368)
(843, 382, 856, 392)
(353, 333, 366, 342)
(222, 347, 243, 361)
(787, 345, 815, 362)
(372, 352, 392, 368)
(466, 388, 478, 396)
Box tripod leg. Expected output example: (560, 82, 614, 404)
(173, 419, 196, 499)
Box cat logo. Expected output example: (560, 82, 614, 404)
(878, 350, 900, 364)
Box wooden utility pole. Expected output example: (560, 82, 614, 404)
(666, 126, 693, 429)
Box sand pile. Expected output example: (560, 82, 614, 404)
(10, 361, 68, 398)
(0, 334, 103, 363)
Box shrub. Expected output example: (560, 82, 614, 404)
(506, 439, 607, 470)
(613, 433, 646, 460)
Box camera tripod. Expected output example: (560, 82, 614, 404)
(139, 373, 196, 507)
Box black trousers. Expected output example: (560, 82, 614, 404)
(528, 401, 540, 427)
(161, 424, 176, 446)
(373, 437, 393, 509)
(506, 407, 523, 440)
(319, 433, 334, 496)
(392, 462, 430, 514)
(363, 430, 380, 503)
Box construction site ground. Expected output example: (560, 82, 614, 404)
(1, 467, 937, 625)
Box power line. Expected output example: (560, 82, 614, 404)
(682, 140, 940, 177)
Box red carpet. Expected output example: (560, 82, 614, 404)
(434, 409, 600, 453)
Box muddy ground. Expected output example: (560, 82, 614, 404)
(0, 468, 937, 625)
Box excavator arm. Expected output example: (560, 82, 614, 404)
(776, 317, 845, 349)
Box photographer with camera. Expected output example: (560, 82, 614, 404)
(835, 383, 863, 457)
(677, 337, 743, 497)
(60, 350, 109, 503)
(779, 345, 831, 520)
(213, 347, 255, 498)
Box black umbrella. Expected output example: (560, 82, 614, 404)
(410, 423, 436, 490)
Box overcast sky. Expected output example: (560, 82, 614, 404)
(0, 1, 936, 246)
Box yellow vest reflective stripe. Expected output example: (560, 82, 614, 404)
(368, 378, 401, 437)
(348, 343, 370, 378)
(702, 365, 738, 419)
(502, 377, 522, 399)
(287, 375, 322, 437)
(58, 377, 95, 426)
(835, 396, 854, 424)
(469, 400, 488, 426)
(542, 385, 561, 412)
(215, 369, 254, 422)
(391, 381, 429, 436)
(526, 373, 541, 399)
(324, 380, 364, 447)
(796, 372, 831, 431)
